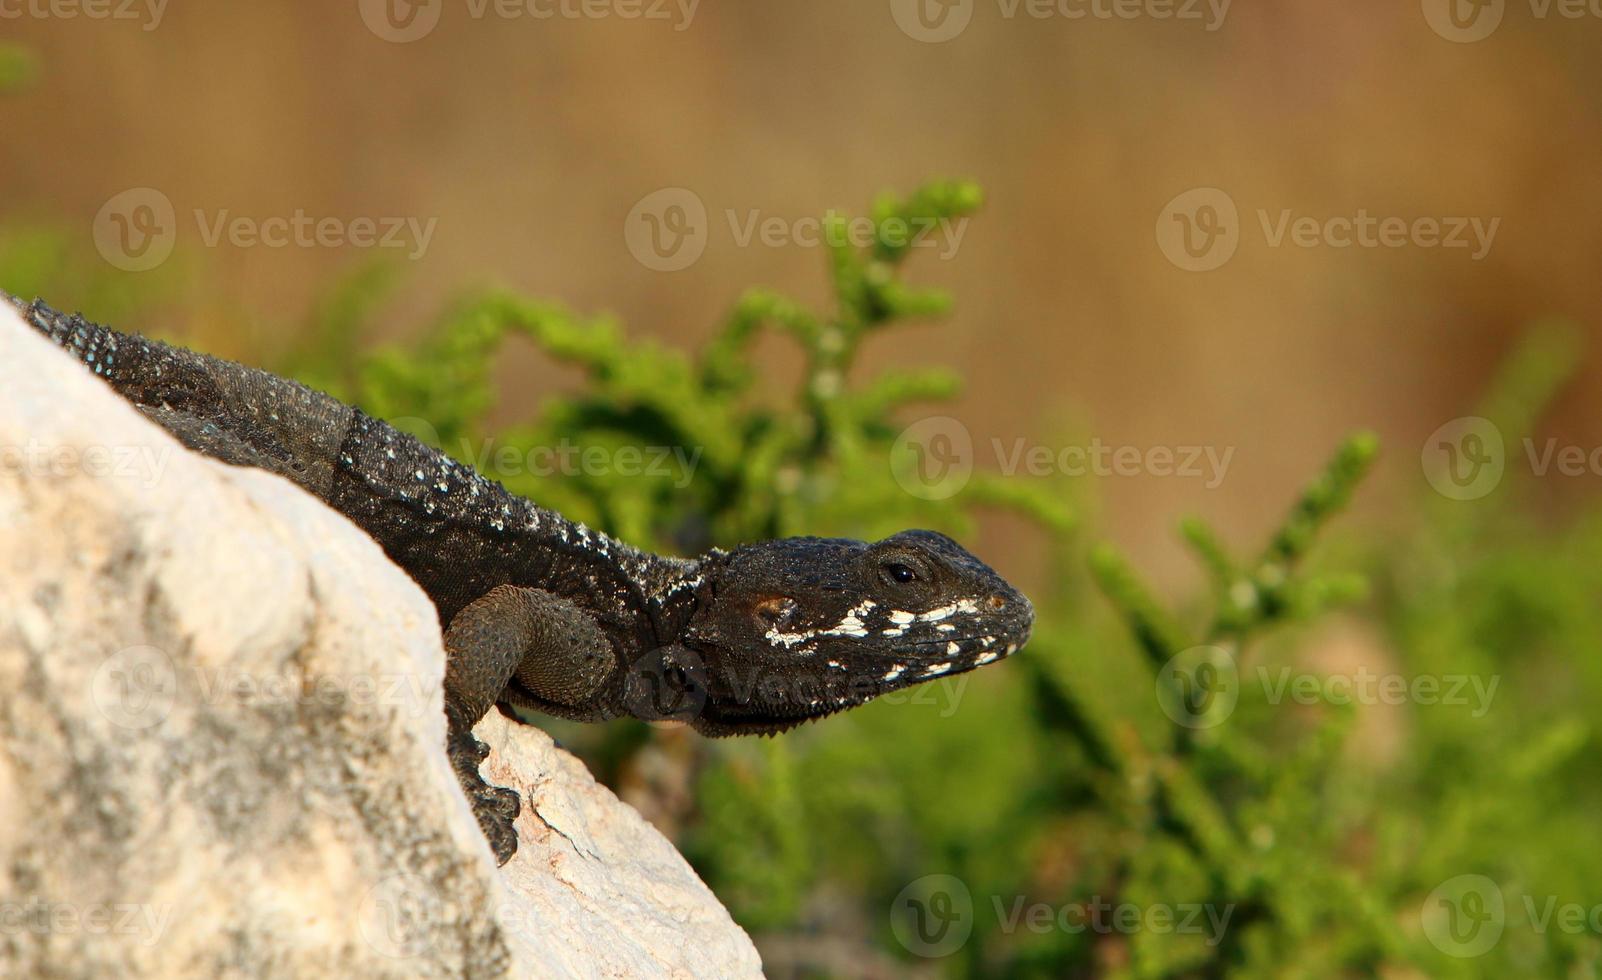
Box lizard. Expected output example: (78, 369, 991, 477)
(9, 294, 1035, 866)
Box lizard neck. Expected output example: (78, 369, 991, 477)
(641, 547, 726, 650)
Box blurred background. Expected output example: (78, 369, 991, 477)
(5, 3, 1602, 976)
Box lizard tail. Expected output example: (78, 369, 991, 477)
(8, 292, 357, 495)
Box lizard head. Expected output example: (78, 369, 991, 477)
(679, 529, 1033, 735)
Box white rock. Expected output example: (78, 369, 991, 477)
(0, 302, 762, 979)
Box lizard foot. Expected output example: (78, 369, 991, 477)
(446, 726, 521, 866)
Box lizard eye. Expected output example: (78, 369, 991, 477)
(881, 562, 919, 586)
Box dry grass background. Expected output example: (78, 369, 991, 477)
(4, 0, 1601, 591)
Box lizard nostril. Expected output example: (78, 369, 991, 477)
(987, 593, 1008, 611)
(755, 596, 799, 627)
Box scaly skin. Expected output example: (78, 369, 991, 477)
(14, 294, 1035, 864)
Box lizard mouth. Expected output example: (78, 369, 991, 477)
(872, 629, 1030, 684)
(689, 623, 1033, 738)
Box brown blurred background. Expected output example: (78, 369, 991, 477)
(4, 0, 1601, 591)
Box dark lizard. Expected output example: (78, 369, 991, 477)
(11, 294, 1035, 865)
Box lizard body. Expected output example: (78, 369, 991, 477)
(13, 295, 1034, 864)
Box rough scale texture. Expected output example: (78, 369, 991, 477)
(0, 304, 762, 979)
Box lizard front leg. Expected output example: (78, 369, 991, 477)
(442, 584, 615, 865)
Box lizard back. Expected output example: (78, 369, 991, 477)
(11, 295, 690, 654)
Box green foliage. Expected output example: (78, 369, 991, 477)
(7, 182, 1600, 977)
(282, 181, 1071, 557)
(0, 43, 38, 93)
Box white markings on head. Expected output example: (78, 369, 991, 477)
(918, 598, 981, 623)
(920, 661, 953, 677)
(832, 598, 877, 638)
(766, 598, 879, 653)
(882, 665, 906, 682)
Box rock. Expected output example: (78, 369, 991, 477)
(0, 302, 763, 979)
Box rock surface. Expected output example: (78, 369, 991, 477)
(0, 303, 763, 979)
